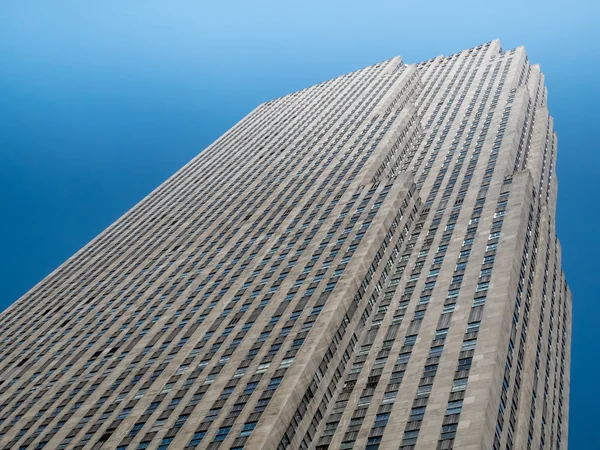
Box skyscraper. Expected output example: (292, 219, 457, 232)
(0, 39, 570, 450)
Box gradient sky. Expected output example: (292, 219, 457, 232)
(0, 1, 597, 447)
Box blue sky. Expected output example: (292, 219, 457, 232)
(0, 1, 597, 447)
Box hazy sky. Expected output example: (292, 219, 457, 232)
(0, 1, 598, 447)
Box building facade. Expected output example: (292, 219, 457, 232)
(0, 40, 570, 450)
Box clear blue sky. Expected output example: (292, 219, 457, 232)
(0, 1, 597, 447)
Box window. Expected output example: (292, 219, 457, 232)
(447, 289, 459, 299)
(467, 322, 480, 333)
(410, 406, 425, 419)
(418, 295, 431, 305)
(382, 391, 397, 404)
(244, 382, 258, 394)
(402, 429, 419, 445)
(397, 352, 411, 364)
(366, 436, 382, 450)
(240, 422, 257, 437)
(215, 427, 231, 441)
(175, 414, 189, 427)
(416, 384, 432, 397)
(268, 377, 283, 389)
(462, 340, 477, 351)
(188, 431, 206, 446)
(256, 363, 270, 373)
(374, 413, 390, 426)
(359, 395, 372, 405)
(429, 345, 443, 356)
(446, 400, 463, 415)
(350, 362, 364, 373)
(473, 295, 486, 307)
(452, 378, 468, 392)
(441, 423, 458, 439)
(280, 358, 294, 368)
(158, 437, 173, 450)
(148, 402, 160, 411)
(404, 335, 417, 346)
(374, 357, 388, 368)
(128, 423, 144, 437)
(151, 419, 166, 432)
(443, 304, 455, 314)
(435, 328, 448, 340)
(476, 282, 489, 292)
